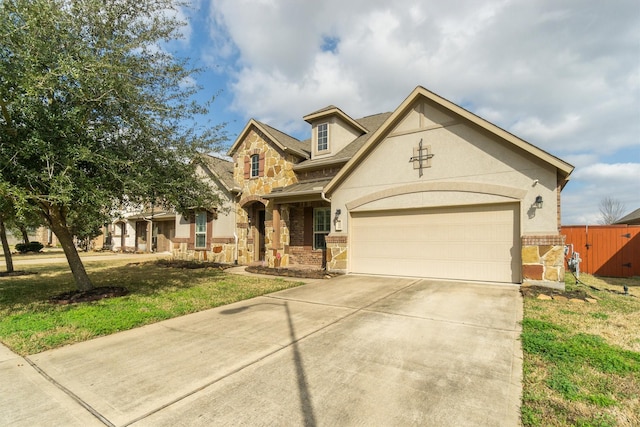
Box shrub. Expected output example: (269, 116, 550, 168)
(15, 241, 44, 254)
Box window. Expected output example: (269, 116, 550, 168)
(250, 154, 260, 178)
(313, 207, 331, 249)
(317, 123, 328, 151)
(195, 211, 207, 248)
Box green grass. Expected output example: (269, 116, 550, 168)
(0, 260, 303, 355)
(521, 273, 640, 426)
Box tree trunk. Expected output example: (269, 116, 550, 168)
(48, 208, 93, 291)
(20, 226, 30, 244)
(0, 218, 14, 273)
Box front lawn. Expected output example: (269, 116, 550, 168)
(521, 273, 640, 426)
(0, 260, 303, 355)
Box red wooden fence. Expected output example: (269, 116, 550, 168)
(561, 225, 640, 277)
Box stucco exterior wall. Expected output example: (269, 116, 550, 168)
(175, 214, 190, 238)
(311, 117, 361, 160)
(330, 115, 559, 236)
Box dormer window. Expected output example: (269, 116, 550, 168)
(317, 123, 328, 151)
(250, 154, 260, 178)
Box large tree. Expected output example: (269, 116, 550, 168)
(0, 0, 224, 290)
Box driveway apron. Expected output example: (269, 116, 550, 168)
(6, 275, 522, 427)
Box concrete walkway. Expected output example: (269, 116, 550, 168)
(0, 274, 523, 426)
(4, 251, 170, 267)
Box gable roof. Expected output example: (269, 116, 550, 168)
(293, 112, 392, 170)
(615, 208, 640, 225)
(199, 154, 235, 192)
(226, 119, 310, 159)
(303, 105, 368, 134)
(324, 86, 575, 195)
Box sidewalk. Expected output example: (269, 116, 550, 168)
(3, 252, 171, 267)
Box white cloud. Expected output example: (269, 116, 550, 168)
(512, 114, 582, 143)
(563, 163, 640, 224)
(572, 163, 640, 182)
(202, 0, 640, 223)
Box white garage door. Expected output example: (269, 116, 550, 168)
(350, 203, 520, 283)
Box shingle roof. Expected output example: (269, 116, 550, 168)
(264, 178, 332, 199)
(615, 208, 640, 225)
(333, 112, 393, 160)
(293, 112, 392, 169)
(256, 121, 311, 157)
(304, 105, 338, 117)
(201, 154, 235, 191)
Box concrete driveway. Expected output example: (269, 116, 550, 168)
(1, 275, 522, 426)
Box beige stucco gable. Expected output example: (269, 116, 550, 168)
(326, 87, 574, 237)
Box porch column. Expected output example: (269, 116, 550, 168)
(273, 205, 281, 250)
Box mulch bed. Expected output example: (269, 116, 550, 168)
(246, 265, 337, 279)
(154, 259, 233, 270)
(49, 286, 129, 305)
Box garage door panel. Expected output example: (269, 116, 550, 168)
(350, 204, 520, 283)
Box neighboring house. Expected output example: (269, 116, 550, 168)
(221, 86, 574, 286)
(110, 154, 236, 261)
(616, 208, 640, 225)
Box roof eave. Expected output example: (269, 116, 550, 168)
(293, 157, 348, 171)
(227, 119, 309, 160)
(303, 107, 368, 134)
(325, 85, 575, 195)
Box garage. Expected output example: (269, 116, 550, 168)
(350, 203, 521, 283)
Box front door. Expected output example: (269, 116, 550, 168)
(135, 221, 148, 252)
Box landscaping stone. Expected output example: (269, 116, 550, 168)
(537, 294, 552, 300)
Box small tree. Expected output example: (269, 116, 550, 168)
(598, 197, 626, 225)
(0, 0, 225, 290)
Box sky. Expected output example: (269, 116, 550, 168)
(170, 0, 639, 225)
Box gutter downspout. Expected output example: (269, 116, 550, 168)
(321, 191, 331, 203)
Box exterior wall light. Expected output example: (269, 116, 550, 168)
(334, 209, 343, 231)
(535, 195, 543, 209)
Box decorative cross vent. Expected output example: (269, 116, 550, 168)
(409, 139, 434, 177)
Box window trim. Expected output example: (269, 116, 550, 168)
(250, 154, 260, 178)
(313, 207, 331, 250)
(317, 123, 328, 152)
(195, 211, 207, 249)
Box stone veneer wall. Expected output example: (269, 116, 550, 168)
(233, 128, 300, 267)
(233, 129, 298, 195)
(326, 235, 348, 272)
(265, 205, 291, 268)
(522, 235, 566, 289)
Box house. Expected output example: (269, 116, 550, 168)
(110, 154, 236, 261)
(616, 208, 640, 225)
(220, 86, 574, 286)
